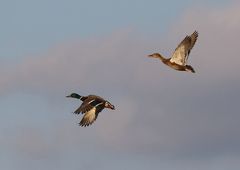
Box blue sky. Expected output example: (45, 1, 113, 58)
(0, 0, 227, 59)
(1, 0, 240, 170)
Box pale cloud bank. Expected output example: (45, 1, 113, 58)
(1, 1, 240, 170)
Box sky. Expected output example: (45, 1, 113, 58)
(0, 0, 240, 170)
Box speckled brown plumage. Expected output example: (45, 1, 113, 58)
(66, 93, 115, 127)
(148, 31, 198, 73)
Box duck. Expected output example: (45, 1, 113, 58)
(148, 31, 198, 73)
(66, 93, 115, 127)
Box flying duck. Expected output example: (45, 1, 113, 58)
(148, 31, 198, 73)
(66, 93, 115, 127)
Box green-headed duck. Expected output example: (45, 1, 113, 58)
(66, 93, 115, 127)
(148, 31, 198, 73)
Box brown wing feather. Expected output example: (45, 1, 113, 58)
(79, 107, 98, 127)
(74, 103, 93, 114)
(170, 31, 198, 65)
(79, 102, 105, 127)
(185, 31, 198, 63)
(175, 31, 198, 54)
(79, 102, 104, 126)
(188, 31, 198, 54)
(73, 95, 105, 114)
(175, 36, 191, 52)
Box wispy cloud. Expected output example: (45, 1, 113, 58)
(1, 2, 240, 169)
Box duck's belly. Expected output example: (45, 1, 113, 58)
(167, 62, 185, 71)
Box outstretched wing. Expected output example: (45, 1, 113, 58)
(73, 95, 104, 114)
(79, 102, 105, 127)
(170, 31, 198, 66)
(79, 107, 98, 126)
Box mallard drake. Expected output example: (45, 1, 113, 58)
(148, 31, 198, 73)
(66, 93, 115, 127)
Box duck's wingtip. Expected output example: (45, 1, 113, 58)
(193, 30, 199, 36)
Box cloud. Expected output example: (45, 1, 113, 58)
(1, 2, 240, 167)
(0, 30, 155, 96)
(168, 1, 240, 79)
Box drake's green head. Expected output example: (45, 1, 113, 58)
(66, 93, 81, 99)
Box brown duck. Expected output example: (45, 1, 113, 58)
(148, 31, 198, 73)
(66, 93, 115, 127)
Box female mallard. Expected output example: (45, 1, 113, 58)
(66, 93, 115, 127)
(148, 31, 198, 73)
